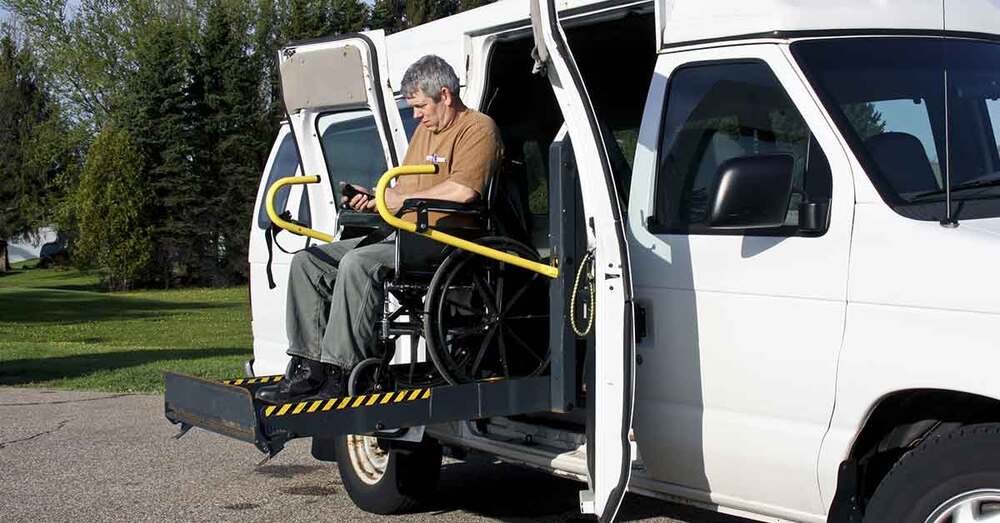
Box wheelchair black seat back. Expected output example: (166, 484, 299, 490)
(354, 160, 550, 394)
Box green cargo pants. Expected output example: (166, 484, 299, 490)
(285, 236, 395, 369)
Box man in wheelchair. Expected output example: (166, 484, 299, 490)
(257, 55, 504, 404)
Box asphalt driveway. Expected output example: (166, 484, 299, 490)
(0, 387, 748, 522)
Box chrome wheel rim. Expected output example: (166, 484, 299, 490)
(926, 489, 1000, 523)
(345, 435, 388, 486)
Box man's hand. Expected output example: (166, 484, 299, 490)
(340, 183, 376, 212)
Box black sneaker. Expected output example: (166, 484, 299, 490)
(255, 357, 326, 404)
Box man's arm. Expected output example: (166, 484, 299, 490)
(345, 181, 477, 212)
(384, 181, 477, 210)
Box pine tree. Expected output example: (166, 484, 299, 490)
(119, 14, 202, 286)
(844, 102, 887, 141)
(194, 0, 267, 283)
(369, 0, 406, 33)
(369, 0, 495, 33)
(0, 26, 66, 272)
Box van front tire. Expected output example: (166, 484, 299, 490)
(864, 423, 1000, 522)
(334, 434, 442, 514)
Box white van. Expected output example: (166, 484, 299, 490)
(234, 1, 1000, 521)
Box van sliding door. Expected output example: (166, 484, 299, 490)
(531, 1, 637, 521)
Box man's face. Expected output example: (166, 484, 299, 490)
(406, 88, 450, 133)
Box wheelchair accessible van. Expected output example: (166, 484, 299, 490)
(164, 161, 593, 462)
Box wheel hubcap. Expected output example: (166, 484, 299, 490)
(345, 435, 388, 486)
(926, 489, 1000, 523)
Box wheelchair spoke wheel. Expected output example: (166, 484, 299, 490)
(424, 237, 550, 385)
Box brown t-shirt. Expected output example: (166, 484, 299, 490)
(395, 109, 503, 225)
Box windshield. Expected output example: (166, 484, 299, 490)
(793, 37, 1000, 221)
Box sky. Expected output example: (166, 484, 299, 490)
(2, 0, 80, 22)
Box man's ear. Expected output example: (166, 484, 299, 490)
(440, 87, 453, 107)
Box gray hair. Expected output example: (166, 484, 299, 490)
(400, 55, 460, 102)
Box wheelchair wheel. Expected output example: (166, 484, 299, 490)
(424, 236, 550, 385)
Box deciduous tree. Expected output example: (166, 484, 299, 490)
(74, 125, 152, 289)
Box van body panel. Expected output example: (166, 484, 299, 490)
(249, 124, 310, 375)
(817, 204, 1000, 505)
(849, 207, 1000, 315)
(945, 0, 1000, 35)
(628, 43, 855, 516)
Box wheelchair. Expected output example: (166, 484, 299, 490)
(344, 167, 551, 396)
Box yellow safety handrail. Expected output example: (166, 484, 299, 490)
(266, 175, 334, 243)
(375, 165, 559, 279)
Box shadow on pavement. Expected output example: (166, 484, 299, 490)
(423, 455, 751, 522)
(0, 288, 230, 325)
(0, 347, 247, 386)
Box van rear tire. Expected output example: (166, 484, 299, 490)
(333, 434, 442, 514)
(864, 423, 1000, 522)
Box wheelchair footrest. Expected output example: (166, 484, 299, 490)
(165, 372, 552, 455)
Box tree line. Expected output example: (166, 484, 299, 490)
(0, 0, 493, 288)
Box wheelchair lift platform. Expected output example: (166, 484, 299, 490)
(164, 372, 552, 456)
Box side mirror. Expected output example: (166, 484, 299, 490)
(706, 155, 795, 230)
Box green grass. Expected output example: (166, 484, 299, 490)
(0, 265, 252, 393)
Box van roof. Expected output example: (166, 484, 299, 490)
(383, 0, 650, 91)
(658, 0, 998, 47)
(380, 0, 998, 90)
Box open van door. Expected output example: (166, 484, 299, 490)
(278, 30, 408, 235)
(531, 1, 637, 521)
(249, 31, 408, 375)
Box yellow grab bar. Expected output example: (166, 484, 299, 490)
(375, 165, 559, 279)
(266, 175, 334, 243)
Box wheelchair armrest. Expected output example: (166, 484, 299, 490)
(337, 211, 384, 228)
(398, 198, 487, 232)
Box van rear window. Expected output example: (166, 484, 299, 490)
(317, 110, 389, 195)
(257, 133, 299, 229)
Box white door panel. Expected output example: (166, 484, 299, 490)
(628, 44, 853, 516)
(279, 31, 407, 233)
(531, 1, 637, 520)
(249, 126, 311, 376)
(250, 32, 407, 375)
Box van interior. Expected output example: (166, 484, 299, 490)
(476, 9, 656, 431)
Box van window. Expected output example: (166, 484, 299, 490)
(988, 99, 1000, 159)
(317, 110, 389, 194)
(257, 133, 299, 229)
(793, 38, 1000, 221)
(398, 99, 418, 140)
(844, 99, 942, 185)
(653, 61, 832, 235)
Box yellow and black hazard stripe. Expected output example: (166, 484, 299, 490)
(223, 375, 284, 386)
(262, 388, 432, 418)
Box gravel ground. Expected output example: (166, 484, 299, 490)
(0, 387, 749, 522)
